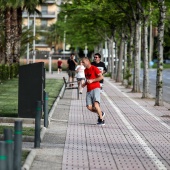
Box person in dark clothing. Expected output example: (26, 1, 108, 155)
(91, 53, 107, 91)
(67, 53, 78, 86)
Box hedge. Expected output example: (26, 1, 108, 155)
(0, 63, 19, 82)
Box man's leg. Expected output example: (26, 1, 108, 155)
(68, 70, 72, 87)
(86, 89, 103, 119)
(93, 102, 103, 120)
(72, 71, 76, 86)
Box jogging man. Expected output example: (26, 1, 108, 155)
(82, 57, 105, 125)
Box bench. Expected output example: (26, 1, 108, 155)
(62, 77, 79, 99)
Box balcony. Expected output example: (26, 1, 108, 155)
(44, 0, 56, 4)
(22, 11, 56, 19)
(35, 39, 48, 47)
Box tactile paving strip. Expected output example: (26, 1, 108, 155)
(62, 79, 170, 170)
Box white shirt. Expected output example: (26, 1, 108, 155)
(75, 65, 85, 78)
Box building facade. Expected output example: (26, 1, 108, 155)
(22, 0, 61, 54)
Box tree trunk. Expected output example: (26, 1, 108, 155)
(98, 42, 103, 57)
(122, 39, 127, 85)
(94, 46, 98, 54)
(116, 33, 124, 82)
(114, 41, 118, 80)
(11, 8, 19, 63)
(132, 20, 141, 92)
(110, 37, 114, 79)
(108, 39, 111, 73)
(5, 7, 12, 65)
(127, 25, 134, 88)
(16, 7, 23, 64)
(142, 17, 149, 98)
(155, 0, 166, 106)
(149, 20, 154, 67)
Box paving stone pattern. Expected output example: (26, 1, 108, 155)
(27, 72, 170, 170)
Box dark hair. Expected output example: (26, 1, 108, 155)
(71, 53, 75, 56)
(94, 53, 101, 58)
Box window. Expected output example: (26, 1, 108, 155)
(41, 5, 48, 14)
(41, 20, 47, 26)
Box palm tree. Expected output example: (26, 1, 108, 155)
(0, 0, 44, 64)
(14, 0, 44, 63)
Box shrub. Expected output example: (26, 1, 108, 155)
(0, 63, 19, 82)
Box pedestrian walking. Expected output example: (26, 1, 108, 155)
(67, 53, 78, 87)
(91, 53, 107, 92)
(57, 58, 62, 74)
(75, 60, 85, 94)
(82, 57, 105, 125)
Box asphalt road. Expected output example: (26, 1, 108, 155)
(140, 69, 170, 104)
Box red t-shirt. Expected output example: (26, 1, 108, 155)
(84, 65, 101, 92)
(57, 61, 62, 67)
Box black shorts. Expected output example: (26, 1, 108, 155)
(77, 78, 85, 81)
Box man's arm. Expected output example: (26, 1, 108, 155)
(73, 59, 78, 65)
(87, 73, 103, 84)
(103, 62, 107, 74)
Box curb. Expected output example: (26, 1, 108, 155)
(48, 84, 65, 125)
(21, 150, 36, 170)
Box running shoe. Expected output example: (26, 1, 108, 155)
(97, 119, 105, 125)
(97, 111, 105, 123)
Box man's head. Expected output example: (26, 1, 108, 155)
(94, 53, 101, 63)
(82, 57, 91, 68)
(70, 53, 75, 59)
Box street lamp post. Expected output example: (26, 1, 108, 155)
(49, 47, 54, 74)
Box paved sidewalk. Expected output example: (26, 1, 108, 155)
(25, 71, 170, 170)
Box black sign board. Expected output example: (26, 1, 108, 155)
(18, 62, 45, 118)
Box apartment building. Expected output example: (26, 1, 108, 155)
(22, 0, 61, 56)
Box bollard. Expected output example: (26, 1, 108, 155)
(4, 128, 13, 170)
(44, 92, 49, 128)
(0, 141, 7, 170)
(14, 120, 22, 170)
(34, 101, 42, 148)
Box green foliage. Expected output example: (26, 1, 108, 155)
(2, 65, 9, 80)
(0, 63, 19, 82)
(55, 0, 128, 50)
(10, 63, 19, 79)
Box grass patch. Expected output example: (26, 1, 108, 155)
(0, 125, 35, 136)
(22, 150, 30, 166)
(45, 79, 63, 111)
(0, 78, 63, 117)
